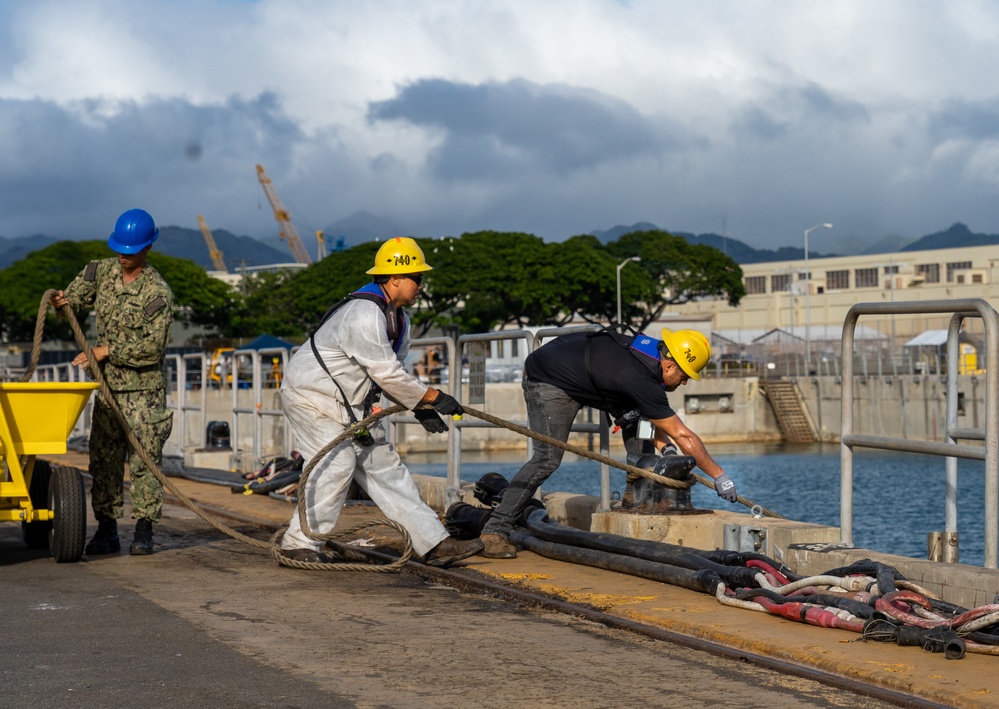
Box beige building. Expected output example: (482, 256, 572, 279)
(669, 243, 998, 358)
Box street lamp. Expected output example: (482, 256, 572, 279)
(616, 256, 642, 325)
(804, 222, 833, 369)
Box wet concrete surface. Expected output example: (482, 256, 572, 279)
(1, 453, 991, 707)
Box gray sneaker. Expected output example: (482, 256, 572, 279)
(424, 537, 485, 567)
(479, 533, 517, 559)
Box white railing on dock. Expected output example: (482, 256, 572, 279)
(164, 353, 209, 456)
(396, 325, 613, 510)
(230, 347, 293, 470)
(840, 298, 999, 568)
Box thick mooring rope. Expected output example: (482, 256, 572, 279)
(27, 290, 781, 573)
(34, 290, 409, 571)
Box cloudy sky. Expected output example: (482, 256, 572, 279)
(1, 0, 997, 250)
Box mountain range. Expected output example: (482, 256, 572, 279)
(1, 216, 995, 271)
(587, 222, 994, 264)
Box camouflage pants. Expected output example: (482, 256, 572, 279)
(89, 388, 173, 522)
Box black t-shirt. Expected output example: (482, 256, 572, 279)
(524, 331, 676, 420)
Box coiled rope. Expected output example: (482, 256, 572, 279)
(31, 290, 410, 571)
(26, 290, 782, 573)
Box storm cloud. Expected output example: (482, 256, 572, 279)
(0, 0, 997, 249)
(369, 79, 671, 179)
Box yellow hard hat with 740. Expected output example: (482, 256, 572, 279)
(660, 328, 711, 380)
(367, 237, 434, 275)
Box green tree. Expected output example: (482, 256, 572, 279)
(546, 235, 638, 325)
(610, 230, 745, 330)
(426, 231, 554, 333)
(222, 242, 384, 340)
(0, 240, 237, 343)
(147, 251, 239, 330)
(0, 240, 108, 341)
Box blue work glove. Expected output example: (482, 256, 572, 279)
(414, 407, 448, 434)
(430, 390, 464, 416)
(713, 473, 738, 503)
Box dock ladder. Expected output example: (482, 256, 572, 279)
(759, 379, 816, 443)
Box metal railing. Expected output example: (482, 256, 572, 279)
(392, 325, 613, 509)
(231, 347, 293, 470)
(840, 299, 999, 567)
(164, 353, 209, 457)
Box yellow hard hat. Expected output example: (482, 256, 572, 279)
(366, 237, 434, 275)
(660, 328, 711, 380)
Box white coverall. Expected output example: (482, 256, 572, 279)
(279, 297, 449, 556)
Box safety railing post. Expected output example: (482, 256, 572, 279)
(230, 351, 244, 471)
(446, 332, 461, 507)
(946, 315, 961, 552)
(599, 412, 611, 512)
(253, 350, 263, 468)
(840, 310, 857, 547)
(182, 352, 208, 450)
(254, 347, 291, 468)
(165, 354, 184, 458)
(840, 298, 999, 567)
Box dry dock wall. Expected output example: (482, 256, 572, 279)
(798, 373, 988, 443)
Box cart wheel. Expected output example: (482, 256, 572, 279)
(49, 466, 87, 563)
(21, 459, 53, 550)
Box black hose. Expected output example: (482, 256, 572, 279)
(822, 560, 902, 594)
(927, 597, 969, 616)
(695, 549, 804, 582)
(509, 529, 723, 596)
(521, 509, 760, 589)
(967, 630, 999, 646)
(234, 469, 301, 494)
(914, 628, 967, 660)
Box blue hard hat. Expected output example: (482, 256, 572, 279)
(107, 208, 159, 254)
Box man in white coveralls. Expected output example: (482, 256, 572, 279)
(278, 237, 483, 566)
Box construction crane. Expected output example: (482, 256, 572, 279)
(316, 230, 327, 260)
(197, 214, 228, 272)
(255, 164, 313, 265)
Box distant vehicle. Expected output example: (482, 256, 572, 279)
(208, 347, 283, 388)
(208, 348, 235, 387)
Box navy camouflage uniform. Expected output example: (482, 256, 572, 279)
(64, 257, 174, 522)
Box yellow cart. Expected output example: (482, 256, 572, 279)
(0, 382, 99, 562)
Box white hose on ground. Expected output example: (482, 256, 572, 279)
(772, 575, 875, 596)
(715, 584, 767, 612)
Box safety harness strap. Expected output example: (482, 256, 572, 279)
(308, 285, 404, 426)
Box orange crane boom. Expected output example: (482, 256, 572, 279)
(255, 164, 313, 265)
(197, 214, 228, 272)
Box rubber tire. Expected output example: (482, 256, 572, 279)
(49, 466, 87, 563)
(21, 459, 53, 550)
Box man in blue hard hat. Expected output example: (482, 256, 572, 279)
(51, 208, 174, 556)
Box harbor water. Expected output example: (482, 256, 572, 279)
(407, 443, 991, 567)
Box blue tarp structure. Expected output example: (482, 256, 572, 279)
(240, 334, 295, 351)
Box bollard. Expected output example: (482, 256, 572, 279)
(619, 453, 709, 515)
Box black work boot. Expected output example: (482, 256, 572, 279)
(424, 537, 485, 567)
(130, 518, 154, 555)
(85, 517, 121, 555)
